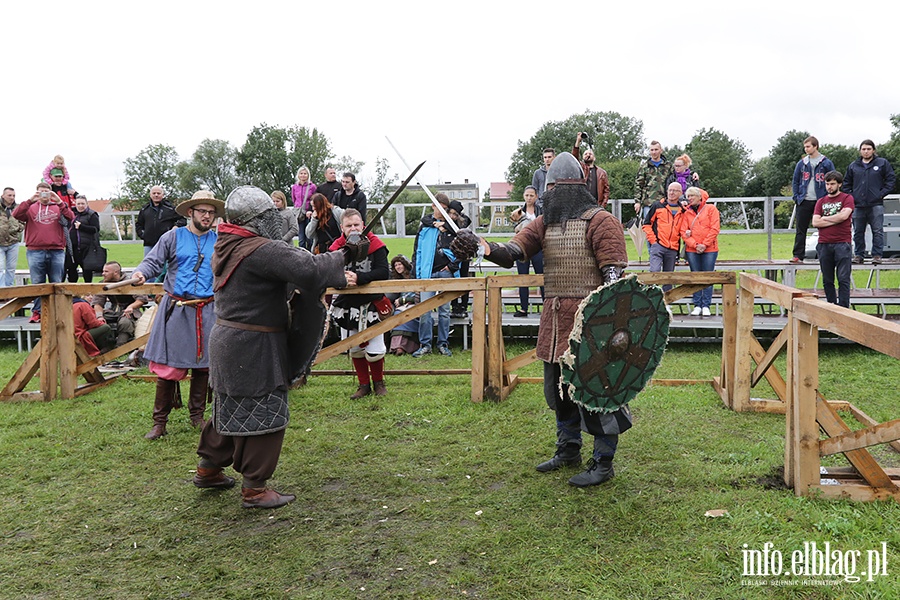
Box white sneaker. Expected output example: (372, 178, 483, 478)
(690, 307, 702, 316)
(701, 307, 711, 316)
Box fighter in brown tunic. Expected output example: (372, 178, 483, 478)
(480, 152, 630, 487)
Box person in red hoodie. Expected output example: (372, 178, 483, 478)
(13, 182, 74, 321)
(72, 297, 113, 356)
(680, 187, 720, 316)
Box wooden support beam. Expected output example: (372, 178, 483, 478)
(75, 335, 147, 376)
(846, 404, 900, 453)
(503, 348, 538, 376)
(39, 294, 58, 400)
(0, 296, 32, 321)
(470, 289, 487, 403)
(792, 298, 900, 359)
(807, 484, 900, 503)
(740, 273, 807, 307)
(730, 284, 756, 411)
(637, 272, 735, 285)
(815, 398, 897, 489)
(1, 340, 42, 400)
(790, 316, 819, 495)
(649, 378, 713, 386)
(720, 282, 738, 406)
(74, 342, 105, 384)
(664, 284, 709, 303)
(55, 292, 77, 399)
(485, 277, 505, 401)
(819, 418, 900, 457)
(314, 291, 461, 364)
(750, 325, 789, 387)
(748, 336, 788, 402)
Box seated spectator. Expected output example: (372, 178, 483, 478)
(73, 296, 113, 356)
(387, 254, 420, 355)
(92, 261, 150, 347)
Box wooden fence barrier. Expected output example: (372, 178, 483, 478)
(730, 274, 900, 501)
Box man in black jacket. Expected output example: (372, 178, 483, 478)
(333, 173, 367, 223)
(136, 186, 185, 256)
(841, 140, 896, 265)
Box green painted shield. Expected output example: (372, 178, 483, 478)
(559, 276, 669, 413)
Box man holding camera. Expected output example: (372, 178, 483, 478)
(573, 132, 610, 208)
(13, 182, 75, 322)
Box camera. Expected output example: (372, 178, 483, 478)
(40, 191, 49, 198)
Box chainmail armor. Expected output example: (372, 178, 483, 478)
(543, 209, 605, 298)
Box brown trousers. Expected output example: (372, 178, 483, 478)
(196, 422, 286, 489)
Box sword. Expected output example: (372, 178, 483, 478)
(362, 160, 425, 237)
(385, 136, 459, 233)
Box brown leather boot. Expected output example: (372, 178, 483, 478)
(187, 370, 210, 428)
(193, 467, 236, 489)
(350, 384, 371, 399)
(145, 378, 177, 439)
(372, 381, 387, 396)
(241, 487, 296, 509)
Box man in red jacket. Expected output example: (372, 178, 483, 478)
(13, 182, 74, 321)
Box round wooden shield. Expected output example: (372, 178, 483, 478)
(559, 276, 669, 413)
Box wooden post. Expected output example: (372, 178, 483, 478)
(55, 290, 77, 399)
(470, 286, 487, 403)
(39, 292, 58, 400)
(790, 314, 819, 495)
(731, 282, 756, 411)
(720, 278, 738, 407)
(485, 277, 504, 401)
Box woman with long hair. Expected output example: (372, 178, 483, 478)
(305, 192, 343, 254)
(292, 166, 316, 249)
(270, 190, 298, 244)
(386, 254, 420, 355)
(509, 185, 544, 317)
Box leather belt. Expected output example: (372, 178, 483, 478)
(216, 318, 284, 333)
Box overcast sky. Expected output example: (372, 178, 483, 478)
(3, 1, 898, 201)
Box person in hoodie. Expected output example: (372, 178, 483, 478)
(790, 136, 835, 263)
(333, 172, 367, 223)
(680, 187, 720, 316)
(13, 182, 75, 321)
(841, 139, 896, 265)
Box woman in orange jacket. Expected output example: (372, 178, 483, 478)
(680, 187, 720, 316)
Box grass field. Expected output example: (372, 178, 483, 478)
(0, 341, 898, 598)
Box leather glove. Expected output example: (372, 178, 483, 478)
(449, 229, 480, 261)
(342, 232, 370, 265)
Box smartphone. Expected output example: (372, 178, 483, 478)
(40, 191, 49, 198)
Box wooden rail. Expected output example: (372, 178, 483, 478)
(729, 274, 900, 501)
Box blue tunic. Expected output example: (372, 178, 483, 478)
(137, 227, 217, 369)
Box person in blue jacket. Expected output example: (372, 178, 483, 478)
(790, 136, 835, 263)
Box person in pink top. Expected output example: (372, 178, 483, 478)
(291, 166, 316, 249)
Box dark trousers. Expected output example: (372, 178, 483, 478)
(516, 251, 544, 312)
(792, 200, 816, 259)
(197, 423, 286, 489)
(817, 242, 852, 308)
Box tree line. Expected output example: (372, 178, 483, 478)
(114, 123, 396, 211)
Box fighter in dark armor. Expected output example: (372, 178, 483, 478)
(191, 186, 353, 509)
(479, 152, 630, 487)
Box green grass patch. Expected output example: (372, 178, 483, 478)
(0, 343, 898, 598)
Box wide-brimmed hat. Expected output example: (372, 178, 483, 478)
(176, 190, 226, 218)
